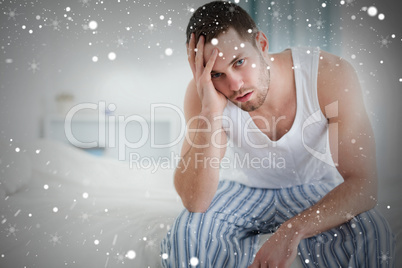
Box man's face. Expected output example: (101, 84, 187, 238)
(202, 28, 270, 112)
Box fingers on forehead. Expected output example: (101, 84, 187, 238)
(197, 35, 205, 49)
(205, 49, 218, 71)
(189, 33, 196, 44)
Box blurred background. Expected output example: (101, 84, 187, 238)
(0, 0, 401, 257)
(1, 0, 401, 163)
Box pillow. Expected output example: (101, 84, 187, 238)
(0, 139, 32, 195)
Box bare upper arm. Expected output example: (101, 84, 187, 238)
(181, 79, 227, 159)
(317, 51, 377, 186)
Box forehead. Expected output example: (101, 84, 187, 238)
(203, 28, 255, 65)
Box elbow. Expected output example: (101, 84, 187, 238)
(173, 169, 216, 213)
(360, 189, 377, 212)
(367, 183, 378, 210)
(181, 197, 210, 213)
(175, 178, 211, 213)
(367, 194, 377, 210)
(345, 176, 378, 212)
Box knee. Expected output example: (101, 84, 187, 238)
(161, 210, 209, 266)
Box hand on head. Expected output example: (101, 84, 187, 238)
(187, 33, 227, 115)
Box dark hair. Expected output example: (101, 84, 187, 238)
(186, 1, 258, 46)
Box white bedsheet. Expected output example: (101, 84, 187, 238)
(0, 140, 183, 267)
(0, 139, 400, 267)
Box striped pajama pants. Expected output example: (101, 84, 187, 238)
(161, 180, 395, 267)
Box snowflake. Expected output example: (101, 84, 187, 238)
(145, 238, 157, 249)
(378, 35, 391, 48)
(7, 8, 20, 21)
(5, 224, 18, 237)
(49, 233, 62, 246)
(314, 18, 325, 30)
(115, 36, 127, 48)
(345, 0, 356, 6)
(79, 0, 91, 7)
(345, 212, 355, 221)
(184, 4, 195, 15)
(144, 21, 156, 33)
(28, 60, 40, 73)
(378, 251, 391, 264)
(271, 8, 282, 21)
(114, 253, 125, 264)
(79, 212, 90, 222)
(48, 17, 62, 31)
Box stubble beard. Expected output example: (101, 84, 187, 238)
(234, 59, 270, 112)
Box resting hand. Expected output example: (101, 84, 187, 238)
(187, 33, 227, 115)
(248, 226, 302, 268)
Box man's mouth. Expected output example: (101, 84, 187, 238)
(236, 91, 253, 102)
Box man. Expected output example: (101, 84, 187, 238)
(161, 1, 395, 267)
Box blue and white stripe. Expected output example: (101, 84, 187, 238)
(161, 180, 395, 267)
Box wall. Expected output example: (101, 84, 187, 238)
(0, 0, 213, 141)
(1, 0, 401, 172)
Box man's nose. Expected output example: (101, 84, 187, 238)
(228, 73, 243, 92)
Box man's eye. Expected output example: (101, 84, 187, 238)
(235, 59, 245, 66)
(211, 73, 222, 78)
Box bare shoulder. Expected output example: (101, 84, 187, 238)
(183, 79, 202, 122)
(317, 50, 364, 119)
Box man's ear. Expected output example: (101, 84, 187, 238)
(255, 31, 269, 54)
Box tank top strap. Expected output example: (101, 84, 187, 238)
(291, 46, 321, 115)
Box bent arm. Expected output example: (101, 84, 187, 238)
(174, 80, 227, 213)
(251, 51, 378, 268)
(284, 52, 378, 240)
(250, 51, 379, 268)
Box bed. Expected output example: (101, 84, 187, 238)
(0, 139, 183, 267)
(0, 139, 400, 267)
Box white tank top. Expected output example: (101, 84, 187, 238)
(219, 47, 343, 189)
